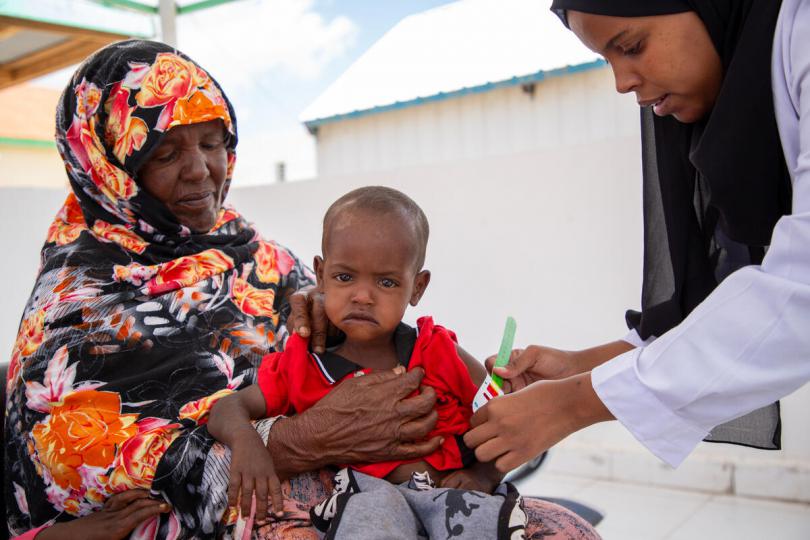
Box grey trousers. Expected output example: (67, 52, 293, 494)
(310, 468, 526, 540)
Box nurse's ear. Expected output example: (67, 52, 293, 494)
(409, 270, 431, 306)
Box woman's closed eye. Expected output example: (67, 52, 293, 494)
(153, 150, 177, 164)
(621, 40, 643, 56)
(201, 138, 225, 151)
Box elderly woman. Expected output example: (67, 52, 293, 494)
(5, 40, 598, 539)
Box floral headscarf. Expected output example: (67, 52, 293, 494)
(5, 40, 313, 538)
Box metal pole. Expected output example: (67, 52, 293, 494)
(158, 0, 177, 46)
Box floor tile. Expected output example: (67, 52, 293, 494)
(575, 480, 711, 539)
(666, 495, 810, 540)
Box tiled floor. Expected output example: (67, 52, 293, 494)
(513, 471, 810, 539)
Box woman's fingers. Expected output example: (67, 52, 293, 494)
(395, 435, 444, 460)
(394, 378, 435, 417)
(494, 348, 532, 379)
(113, 498, 170, 538)
(495, 451, 525, 475)
(309, 292, 328, 353)
(471, 436, 509, 466)
(397, 409, 439, 440)
(103, 489, 151, 511)
(464, 413, 498, 451)
(485, 349, 523, 373)
(286, 289, 313, 337)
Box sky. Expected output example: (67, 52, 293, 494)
(32, 0, 593, 187)
(33, 0, 454, 186)
(174, 0, 457, 185)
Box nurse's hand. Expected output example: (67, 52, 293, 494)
(488, 341, 635, 393)
(486, 346, 576, 392)
(463, 373, 614, 473)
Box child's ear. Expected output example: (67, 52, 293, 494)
(314, 256, 325, 291)
(409, 270, 431, 306)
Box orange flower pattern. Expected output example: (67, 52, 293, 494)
(254, 240, 296, 284)
(232, 277, 278, 319)
(46, 194, 87, 246)
(108, 418, 181, 490)
(8, 40, 314, 537)
(177, 388, 234, 425)
(92, 220, 149, 254)
(105, 83, 148, 164)
(135, 52, 202, 108)
(31, 390, 139, 492)
(145, 249, 234, 295)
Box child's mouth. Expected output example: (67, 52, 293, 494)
(343, 312, 377, 324)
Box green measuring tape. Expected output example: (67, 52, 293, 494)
(490, 316, 516, 389)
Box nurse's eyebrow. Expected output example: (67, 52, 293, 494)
(603, 30, 629, 53)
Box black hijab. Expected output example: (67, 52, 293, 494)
(550, 0, 790, 450)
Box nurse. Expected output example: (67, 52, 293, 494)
(463, 0, 810, 470)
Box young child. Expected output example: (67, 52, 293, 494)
(208, 186, 505, 526)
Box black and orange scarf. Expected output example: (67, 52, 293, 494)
(5, 40, 313, 537)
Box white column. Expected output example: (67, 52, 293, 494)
(158, 0, 177, 46)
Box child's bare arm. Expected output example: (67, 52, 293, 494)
(209, 385, 284, 522)
(208, 385, 267, 445)
(456, 344, 487, 387)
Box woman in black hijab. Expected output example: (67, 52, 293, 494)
(464, 0, 810, 471)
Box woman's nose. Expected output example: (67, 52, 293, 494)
(179, 148, 207, 183)
(611, 61, 642, 94)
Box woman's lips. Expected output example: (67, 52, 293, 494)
(176, 192, 213, 208)
(652, 94, 672, 116)
(638, 94, 672, 117)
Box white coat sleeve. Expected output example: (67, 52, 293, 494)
(591, 0, 810, 467)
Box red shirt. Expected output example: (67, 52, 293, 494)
(257, 316, 478, 478)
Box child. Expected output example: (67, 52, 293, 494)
(208, 186, 507, 528)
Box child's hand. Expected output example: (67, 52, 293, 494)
(228, 431, 285, 523)
(438, 467, 500, 494)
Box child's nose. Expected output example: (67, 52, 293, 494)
(351, 285, 374, 304)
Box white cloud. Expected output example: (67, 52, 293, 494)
(177, 0, 357, 88)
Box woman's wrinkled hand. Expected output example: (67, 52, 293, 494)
(486, 346, 577, 393)
(286, 286, 331, 353)
(268, 366, 441, 476)
(37, 490, 171, 540)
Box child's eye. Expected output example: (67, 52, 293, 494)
(378, 278, 398, 288)
(334, 273, 352, 283)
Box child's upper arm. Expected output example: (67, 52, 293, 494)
(455, 343, 487, 387)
